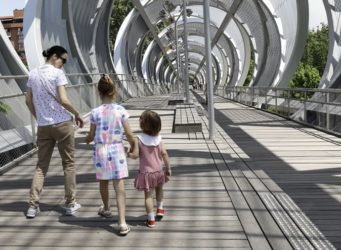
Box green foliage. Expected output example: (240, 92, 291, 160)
(244, 44, 255, 86)
(301, 24, 329, 76)
(156, 22, 167, 33)
(289, 63, 320, 99)
(109, 0, 134, 53)
(289, 23, 328, 97)
(244, 58, 255, 86)
(141, 32, 154, 57)
(0, 101, 10, 114)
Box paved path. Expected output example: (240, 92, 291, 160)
(0, 93, 340, 249)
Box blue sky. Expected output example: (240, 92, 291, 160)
(0, 0, 26, 17)
(0, 0, 327, 29)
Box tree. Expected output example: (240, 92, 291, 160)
(109, 0, 134, 53)
(244, 58, 255, 86)
(289, 63, 320, 98)
(289, 23, 328, 96)
(301, 24, 329, 76)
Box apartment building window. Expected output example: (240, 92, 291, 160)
(18, 28, 24, 50)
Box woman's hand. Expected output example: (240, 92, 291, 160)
(75, 114, 84, 128)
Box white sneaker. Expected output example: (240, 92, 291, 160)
(63, 202, 81, 215)
(26, 206, 40, 218)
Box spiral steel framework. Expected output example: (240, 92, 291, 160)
(2, 0, 341, 132)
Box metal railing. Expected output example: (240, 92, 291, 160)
(0, 73, 169, 173)
(216, 86, 341, 136)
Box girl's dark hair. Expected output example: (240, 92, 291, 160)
(98, 74, 116, 97)
(140, 110, 161, 136)
(42, 45, 68, 60)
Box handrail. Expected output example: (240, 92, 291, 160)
(0, 72, 145, 80)
(217, 86, 341, 136)
(0, 72, 170, 171)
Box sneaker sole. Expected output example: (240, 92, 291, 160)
(26, 208, 40, 218)
(65, 209, 80, 215)
(98, 212, 113, 218)
(65, 211, 76, 215)
(64, 204, 81, 215)
(145, 222, 156, 228)
(119, 227, 131, 236)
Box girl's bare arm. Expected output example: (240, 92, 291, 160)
(85, 123, 96, 144)
(123, 121, 139, 159)
(161, 142, 171, 176)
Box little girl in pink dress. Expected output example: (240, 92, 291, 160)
(129, 110, 171, 228)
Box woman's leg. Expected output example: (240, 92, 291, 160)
(113, 179, 126, 225)
(99, 180, 110, 210)
(55, 121, 76, 206)
(29, 126, 55, 208)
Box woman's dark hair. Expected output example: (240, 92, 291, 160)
(42, 45, 68, 60)
(140, 110, 161, 136)
(98, 74, 116, 97)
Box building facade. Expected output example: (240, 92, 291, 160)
(0, 9, 25, 63)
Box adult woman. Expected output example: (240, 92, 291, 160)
(25, 45, 83, 218)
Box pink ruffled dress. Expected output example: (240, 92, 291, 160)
(134, 133, 168, 192)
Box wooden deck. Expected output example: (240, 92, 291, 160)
(0, 93, 340, 249)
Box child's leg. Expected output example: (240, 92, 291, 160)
(99, 180, 110, 210)
(144, 190, 155, 224)
(155, 186, 164, 208)
(144, 190, 154, 214)
(113, 179, 126, 225)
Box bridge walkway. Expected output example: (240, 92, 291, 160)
(0, 93, 340, 249)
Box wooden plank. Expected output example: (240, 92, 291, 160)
(205, 141, 273, 250)
(208, 94, 339, 250)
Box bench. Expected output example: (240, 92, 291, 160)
(173, 103, 202, 133)
(168, 93, 184, 106)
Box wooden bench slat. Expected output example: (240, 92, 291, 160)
(173, 103, 202, 133)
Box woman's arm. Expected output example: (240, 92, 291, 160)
(57, 85, 84, 128)
(25, 88, 36, 118)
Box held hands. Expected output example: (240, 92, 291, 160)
(85, 134, 93, 144)
(126, 138, 139, 159)
(127, 149, 138, 159)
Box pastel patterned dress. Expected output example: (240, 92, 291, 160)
(90, 103, 129, 180)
